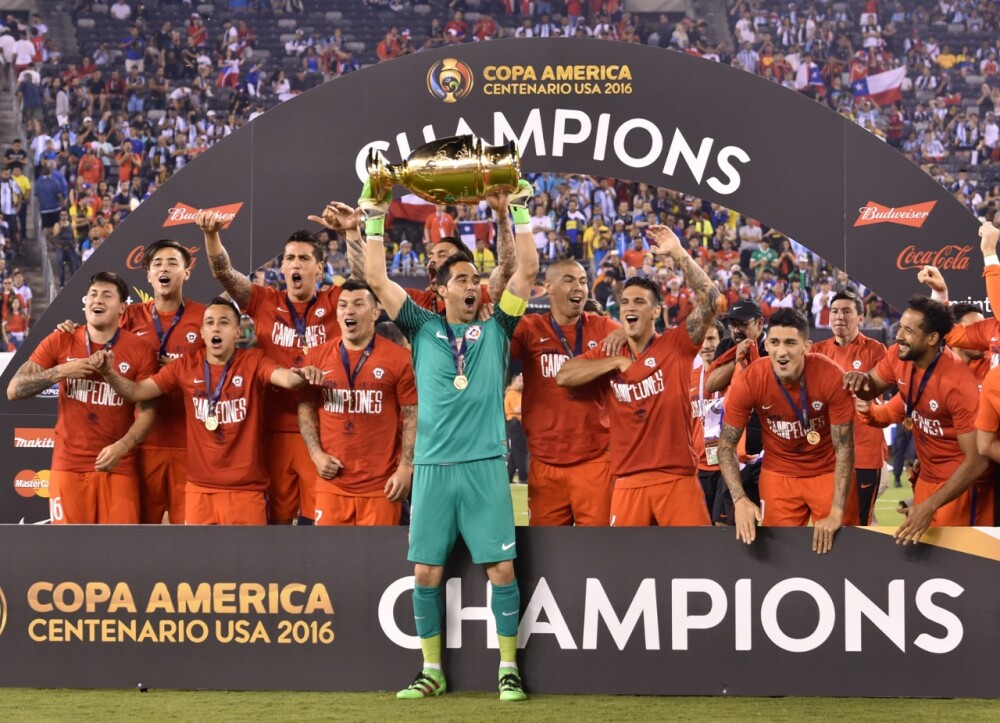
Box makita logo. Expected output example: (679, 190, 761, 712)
(163, 202, 243, 229)
(854, 201, 936, 228)
(14, 428, 55, 448)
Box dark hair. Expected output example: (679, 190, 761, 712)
(284, 230, 325, 263)
(583, 297, 606, 315)
(340, 277, 379, 304)
(709, 319, 725, 338)
(435, 255, 478, 288)
(375, 320, 406, 345)
(950, 301, 983, 322)
(907, 295, 954, 340)
(143, 239, 192, 269)
(623, 276, 662, 304)
(768, 308, 809, 336)
(436, 236, 474, 263)
(831, 290, 863, 315)
(206, 295, 241, 323)
(89, 271, 129, 302)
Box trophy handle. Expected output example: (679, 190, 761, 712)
(366, 147, 394, 199)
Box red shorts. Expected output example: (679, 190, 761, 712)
(610, 471, 711, 527)
(315, 483, 401, 526)
(759, 469, 861, 527)
(48, 470, 140, 524)
(264, 432, 315, 522)
(528, 453, 613, 526)
(185, 485, 267, 525)
(914, 479, 994, 526)
(137, 446, 187, 524)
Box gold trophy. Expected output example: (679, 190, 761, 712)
(366, 135, 520, 205)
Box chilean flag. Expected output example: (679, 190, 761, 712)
(387, 193, 436, 225)
(457, 220, 495, 251)
(851, 67, 906, 106)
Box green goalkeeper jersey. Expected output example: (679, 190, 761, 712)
(395, 291, 526, 465)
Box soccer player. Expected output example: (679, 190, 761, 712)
(296, 279, 417, 525)
(811, 290, 887, 524)
(720, 308, 858, 554)
(844, 296, 988, 543)
(510, 258, 621, 525)
(690, 319, 725, 521)
(556, 225, 721, 527)
(198, 209, 351, 524)
(6, 271, 157, 524)
(364, 187, 537, 702)
(89, 297, 323, 525)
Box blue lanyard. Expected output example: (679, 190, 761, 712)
(549, 314, 583, 358)
(772, 367, 810, 433)
(905, 352, 941, 419)
(85, 328, 120, 355)
(285, 294, 318, 347)
(339, 338, 375, 390)
(152, 301, 185, 358)
(203, 357, 234, 416)
(443, 322, 469, 377)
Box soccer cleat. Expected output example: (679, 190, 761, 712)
(498, 667, 527, 702)
(396, 669, 447, 699)
(507, 179, 534, 207)
(358, 178, 392, 218)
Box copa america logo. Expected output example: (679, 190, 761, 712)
(0, 585, 7, 638)
(427, 58, 474, 103)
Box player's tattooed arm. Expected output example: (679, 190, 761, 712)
(298, 400, 344, 479)
(676, 252, 721, 346)
(197, 209, 253, 309)
(488, 204, 516, 303)
(7, 361, 65, 400)
(717, 422, 747, 502)
(400, 404, 417, 466)
(830, 421, 855, 512)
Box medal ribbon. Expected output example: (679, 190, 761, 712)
(203, 357, 234, 419)
(444, 322, 470, 379)
(285, 294, 318, 349)
(904, 352, 941, 421)
(772, 368, 812, 438)
(549, 314, 583, 358)
(339, 338, 375, 391)
(152, 301, 185, 358)
(628, 335, 656, 361)
(85, 328, 120, 355)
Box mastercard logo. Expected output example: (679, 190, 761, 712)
(14, 469, 50, 499)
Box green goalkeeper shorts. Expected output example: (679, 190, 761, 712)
(408, 457, 517, 566)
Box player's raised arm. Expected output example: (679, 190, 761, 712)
(718, 421, 761, 544)
(502, 181, 540, 303)
(486, 181, 532, 303)
(648, 224, 720, 345)
(813, 421, 854, 554)
(270, 364, 325, 389)
(359, 181, 408, 319)
(309, 200, 367, 282)
(197, 209, 253, 309)
(91, 350, 165, 403)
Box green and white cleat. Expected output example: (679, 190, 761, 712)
(396, 669, 447, 699)
(498, 667, 527, 702)
(508, 179, 534, 207)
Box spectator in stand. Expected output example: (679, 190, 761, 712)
(812, 276, 833, 328)
(390, 240, 419, 276)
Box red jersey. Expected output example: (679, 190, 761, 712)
(580, 325, 700, 477)
(244, 284, 342, 433)
(510, 312, 620, 465)
(305, 336, 417, 494)
(690, 364, 723, 471)
(873, 347, 980, 485)
(976, 366, 1000, 432)
(30, 327, 157, 475)
(945, 317, 1000, 370)
(406, 283, 492, 314)
(811, 332, 888, 469)
(120, 299, 207, 449)
(149, 348, 279, 491)
(724, 354, 855, 477)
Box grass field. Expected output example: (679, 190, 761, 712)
(0, 689, 998, 721)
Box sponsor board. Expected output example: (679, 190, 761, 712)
(162, 202, 243, 229)
(12, 469, 50, 499)
(896, 244, 973, 271)
(13, 428, 55, 449)
(854, 201, 936, 228)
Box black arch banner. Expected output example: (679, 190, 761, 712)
(0, 38, 980, 521)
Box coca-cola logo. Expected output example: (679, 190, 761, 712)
(854, 200, 936, 228)
(896, 245, 972, 271)
(163, 202, 243, 229)
(126, 244, 201, 270)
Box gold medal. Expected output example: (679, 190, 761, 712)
(301, 344, 311, 355)
(453, 374, 468, 390)
(205, 415, 219, 432)
(902, 418, 913, 431)
(806, 430, 821, 446)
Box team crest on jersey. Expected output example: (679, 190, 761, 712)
(811, 401, 823, 410)
(373, 367, 384, 379)
(233, 376, 244, 388)
(465, 324, 482, 342)
(929, 399, 939, 412)
(852, 360, 862, 370)
(315, 307, 326, 318)
(644, 357, 656, 368)
(118, 362, 130, 374)
(187, 331, 198, 343)
(588, 340, 597, 349)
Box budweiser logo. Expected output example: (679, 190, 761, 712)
(854, 201, 936, 228)
(163, 202, 243, 229)
(13, 428, 55, 448)
(896, 245, 972, 271)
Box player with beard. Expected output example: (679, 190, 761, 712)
(89, 298, 323, 525)
(690, 320, 726, 521)
(845, 297, 989, 541)
(198, 211, 347, 525)
(7, 272, 158, 524)
(557, 225, 720, 527)
(811, 290, 887, 524)
(364, 188, 537, 702)
(510, 258, 622, 525)
(720, 309, 858, 554)
(297, 279, 418, 526)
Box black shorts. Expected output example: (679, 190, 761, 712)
(40, 210, 61, 229)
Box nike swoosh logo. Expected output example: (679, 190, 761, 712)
(135, 331, 149, 336)
(66, 357, 80, 361)
(860, 483, 874, 489)
(193, 378, 205, 383)
(277, 307, 288, 312)
(501, 610, 518, 617)
(897, 379, 906, 385)
(321, 370, 333, 375)
(414, 616, 425, 620)
(540, 337, 551, 342)
(761, 404, 773, 410)
(501, 542, 515, 551)
(19, 517, 51, 525)
(436, 331, 449, 339)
